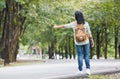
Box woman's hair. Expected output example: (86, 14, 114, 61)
(74, 11, 85, 24)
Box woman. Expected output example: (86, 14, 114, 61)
(54, 11, 94, 75)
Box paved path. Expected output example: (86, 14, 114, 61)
(0, 59, 120, 79)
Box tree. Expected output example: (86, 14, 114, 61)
(0, 0, 26, 64)
(22, 0, 120, 59)
(0, 0, 41, 64)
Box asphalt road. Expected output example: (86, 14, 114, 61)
(0, 59, 120, 79)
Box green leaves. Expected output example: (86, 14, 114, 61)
(21, 0, 120, 56)
(0, 0, 5, 10)
(15, 0, 26, 4)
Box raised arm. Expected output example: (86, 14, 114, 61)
(53, 25, 65, 29)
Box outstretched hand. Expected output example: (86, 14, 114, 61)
(53, 24, 58, 29)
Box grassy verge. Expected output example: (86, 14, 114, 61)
(89, 75, 115, 79)
(1, 60, 45, 67)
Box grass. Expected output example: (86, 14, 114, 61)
(1, 60, 45, 67)
(88, 75, 115, 79)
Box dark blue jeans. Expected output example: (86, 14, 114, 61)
(75, 43, 90, 71)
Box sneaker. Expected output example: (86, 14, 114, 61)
(86, 69, 91, 75)
(76, 71, 83, 75)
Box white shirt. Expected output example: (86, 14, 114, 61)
(64, 21, 91, 45)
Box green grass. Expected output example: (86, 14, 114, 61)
(88, 75, 115, 79)
(1, 60, 45, 67)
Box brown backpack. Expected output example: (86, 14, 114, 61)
(75, 24, 88, 42)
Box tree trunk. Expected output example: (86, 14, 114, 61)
(104, 27, 108, 59)
(61, 47, 64, 59)
(63, 36, 68, 59)
(65, 37, 68, 59)
(0, 9, 5, 59)
(118, 45, 120, 59)
(48, 42, 54, 59)
(90, 40, 93, 59)
(3, 0, 12, 64)
(96, 31, 100, 59)
(72, 37, 76, 59)
(0, 9, 5, 32)
(114, 26, 118, 59)
(68, 36, 72, 59)
(65, 45, 68, 59)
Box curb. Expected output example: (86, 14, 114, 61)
(46, 69, 120, 79)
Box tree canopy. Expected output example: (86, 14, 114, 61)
(0, 0, 120, 64)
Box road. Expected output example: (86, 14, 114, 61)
(0, 59, 120, 79)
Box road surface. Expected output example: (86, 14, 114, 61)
(0, 59, 120, 79)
